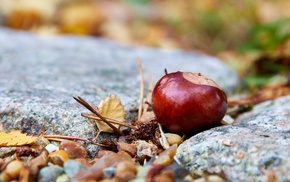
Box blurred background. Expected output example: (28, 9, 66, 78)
(0, 0, 289, 88)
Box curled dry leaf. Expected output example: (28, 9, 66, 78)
(96, 95, 126, 134)
(117, 142, 137, 157)
(158, 124, 170, 149)
(134, 140, 158, 158)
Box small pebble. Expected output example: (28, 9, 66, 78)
(64, 160, 86, 178)
(49, 150, 70, 166)
(59, 141, 87, 159)
(165, 133, 183, 146)
(221, 115, 235, 125)
(103, 167, 116, 178)
(165, 161, 189, 180)
(38, 163, 64, 182)
(56, 173, 69, 182)
(0, 160, 23, 181)
(45, 144, 59, 154)
(194, 175, 225, 182)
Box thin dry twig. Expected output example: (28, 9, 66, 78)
(137, 58, 145, 121)
(73, 96, 124, 136)
(143, 76, 153, 114)
(43, 135, 88, 141)
(82, 113, 136, 129)
(88, 140, 117, 149)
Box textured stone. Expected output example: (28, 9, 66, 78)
(176, 95, 290, 181)
(0, 28, 239, 158)
(64, 160, 86, 178)
(38, 163, 64, 182)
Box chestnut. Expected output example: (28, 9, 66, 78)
(152, 71, 228, 135)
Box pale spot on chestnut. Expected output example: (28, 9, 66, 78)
(183, 72, 220, 89)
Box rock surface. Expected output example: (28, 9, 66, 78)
(0, 28, 239, 157)
(176, 95, 290, 181)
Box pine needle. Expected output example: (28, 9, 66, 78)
(137, 58, 144, 121)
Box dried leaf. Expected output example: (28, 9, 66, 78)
(228, 81, 290, 106)
(94, 95, 126, 135)
(0, 130, 37, 147)
(140, 111, 156, 123)
(134, 140, 158, 158)
(158, 124, 169, 149)
(117, 142, 137, 157)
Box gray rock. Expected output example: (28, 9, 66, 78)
(38, 163, 64, 182)
(0, 28, 239, 157)
(103, 167, 116, 178)
(176, 95, 290, 181)
(64, 160, 86, 178)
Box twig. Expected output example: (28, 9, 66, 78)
(44, 135, 115, 149)
(43, 135, 88, 141)
(143, 76, 153, 114)
(82, 113, 136, 129)
(44, 138, 71, 142)
(145, 101, 152, 107)
(73, 96, 124, 136)
(137, 58, 144, 121)
(89, 140, 117, 149)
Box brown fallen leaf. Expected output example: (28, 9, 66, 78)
(0, 130, 38, 147)
(228, 81, 290, 106)
(117, 142, 137, 157)
(96, 95, 126, 135)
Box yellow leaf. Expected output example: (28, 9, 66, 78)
(0, 130, 37, 147)
(97, 95, 126, 134)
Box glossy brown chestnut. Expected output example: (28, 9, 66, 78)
(152, 71, 228, 135)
